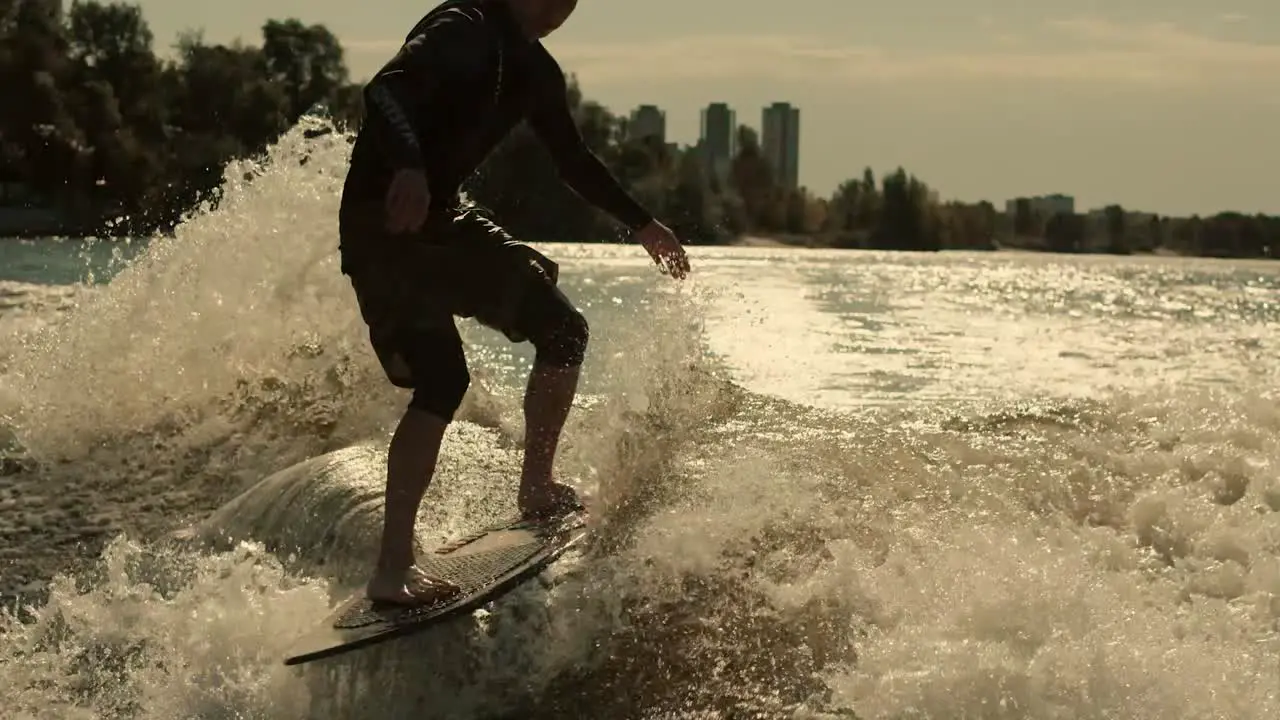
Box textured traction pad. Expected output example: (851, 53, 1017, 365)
(283, 511, 588, 666)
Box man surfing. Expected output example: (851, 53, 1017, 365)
(338, 0, 691, 607)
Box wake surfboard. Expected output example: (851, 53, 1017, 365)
(282, 509, 589, 666)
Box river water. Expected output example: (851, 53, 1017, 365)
(0, 120, 1277, 719)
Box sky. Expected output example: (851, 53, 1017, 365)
(130, 0, 1280, 217)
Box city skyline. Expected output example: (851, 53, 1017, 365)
(124, 0, 1280, 216)
(629, 100, 806, 195)
(626, 103, 1111, 215)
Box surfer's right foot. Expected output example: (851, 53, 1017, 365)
(366, 565, 460, 606)
(518, 480, 582, 521)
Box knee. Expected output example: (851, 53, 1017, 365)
(517, 282, 590, 368)
(536, 308, 589, 368)
(405, 347, 471, 421)
(407, 365, 470, 420)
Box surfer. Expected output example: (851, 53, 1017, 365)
(337, 0, 691, 606)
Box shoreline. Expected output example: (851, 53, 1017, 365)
(728, 234, 1246, 260)
(0, 232, 1269, 262)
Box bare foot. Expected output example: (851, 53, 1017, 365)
(366, 565, 461, 607)
(518, 480, 582, 520)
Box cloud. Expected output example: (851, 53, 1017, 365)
(560, 21, 1280, 88)
(342, 19, 1280, 89)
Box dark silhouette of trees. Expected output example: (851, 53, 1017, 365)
(1, 1, 1275, 256)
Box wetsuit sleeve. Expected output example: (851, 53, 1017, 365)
(528, 56, 654, 232)
(362, 10, 490, 171)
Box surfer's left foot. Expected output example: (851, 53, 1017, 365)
(518, 480, 581, 520)
(366, 565, 461, 607)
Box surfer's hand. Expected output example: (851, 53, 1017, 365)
(635, 220, 690, 280)
(385, 168, 431, 234)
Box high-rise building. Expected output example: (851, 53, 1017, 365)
(761, 102, 800, 190)
(628, 104, 666, 143)
(700, 102, 736, 184)
(1004, 194, 1075, 218)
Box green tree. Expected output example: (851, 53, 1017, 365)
(938, 201, 996, 250)
(64, 1, 167, 221)
(1103, 204, 1129, 254)
(0, 0, 87, 213)
(828, 179, 861, 234)
(465, 76, 613, 242)
(1146, 215, 1164, 250)
(260, 19, 349, 123)
(729, 125, 774, 233)
(824, 169, 881, 247)
(876, 167, 937, 251)
(665, 147, 725, 243)
(783, 189, 807, 234)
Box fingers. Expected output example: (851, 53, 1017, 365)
(645, 235, 690, 280)
(383, 180, 403, 231)
(385, 178, 413, 233)
(651, 246, 674, 277)
(674, 246, 691, 278)
(384, 174, 430, 233)
(665, 241, 690, 280)
(660, 251, 688, 279)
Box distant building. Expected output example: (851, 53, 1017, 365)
(1005, 193, 1075, 218)
(699, 102, 736, 185)
(628, 104, 666, 143)
(761, 102, 800, 191)
(1088, 207, 1153, 222)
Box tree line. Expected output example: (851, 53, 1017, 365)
(1, 0, 358, 236)
(1, 1, 1275, 258)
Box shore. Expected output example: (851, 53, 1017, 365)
(733, 236, 790, 248)
(730, 233, 1214, 258)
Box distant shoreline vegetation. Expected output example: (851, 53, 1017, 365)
(1, 2, 1275, 259)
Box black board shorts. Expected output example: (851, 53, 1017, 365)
(338, 196, 562, 390)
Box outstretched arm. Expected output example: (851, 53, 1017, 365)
(362, 9, 490, 171)
(527, 58, 654, 233)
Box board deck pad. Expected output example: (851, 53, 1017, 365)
(283, 510, 589, 666)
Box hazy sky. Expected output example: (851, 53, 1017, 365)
(131, 0, 1280, 216)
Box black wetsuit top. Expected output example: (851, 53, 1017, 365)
(342, 0, 653, 231)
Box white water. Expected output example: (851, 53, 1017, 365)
(0, 117, 1277, 718)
